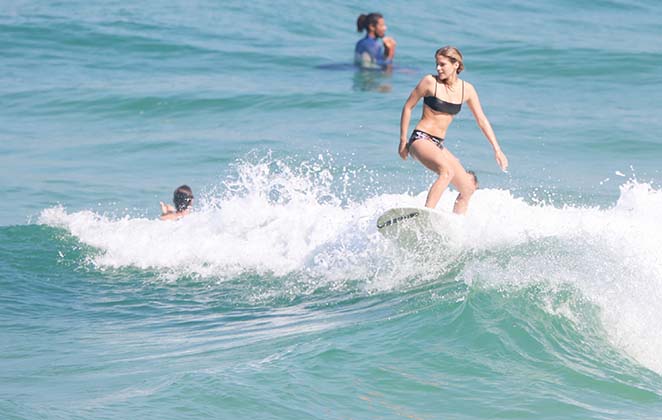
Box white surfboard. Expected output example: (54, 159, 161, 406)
(376, 207, 453, 244)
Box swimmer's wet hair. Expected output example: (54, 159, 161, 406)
(173, 185, 193, 212)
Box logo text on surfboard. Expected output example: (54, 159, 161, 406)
(377, 211, 420, 229)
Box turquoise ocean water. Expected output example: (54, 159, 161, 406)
(2, 1, 662, 418)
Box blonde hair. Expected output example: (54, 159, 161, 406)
(435, 46, 464, 74)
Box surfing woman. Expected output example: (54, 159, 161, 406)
(354, 13, 396, 69)
(399, 46, 508, 214)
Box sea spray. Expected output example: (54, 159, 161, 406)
(39, 159, 662, 375)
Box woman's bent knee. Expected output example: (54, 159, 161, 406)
(437, 168, 454, 180)
(464, 184, 477, 196)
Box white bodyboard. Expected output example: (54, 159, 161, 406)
(376, 207, 453, 245)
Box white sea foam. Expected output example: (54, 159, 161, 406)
(38, 157, 662, 374)
(459, 180, 662, 375)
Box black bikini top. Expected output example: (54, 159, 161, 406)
(424, 78, 464, 115)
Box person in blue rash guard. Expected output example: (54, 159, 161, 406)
(354, 12, 396, 69)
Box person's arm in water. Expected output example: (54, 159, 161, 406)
(160, 200, 190, 221)
(159, 206, 191, 221)
(159, 201, 179, 220)
(398, 75, 430, 160)
(382, 36, 396, 61)
(160, 201, 175, 215)
(160, 211, 180, 221)
(465, 82, 509, 171)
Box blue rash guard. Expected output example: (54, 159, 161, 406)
(354, 35, 392, 69)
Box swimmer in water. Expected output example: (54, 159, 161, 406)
(160, 185, 193, 220)
(354, 12, 396, 69)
